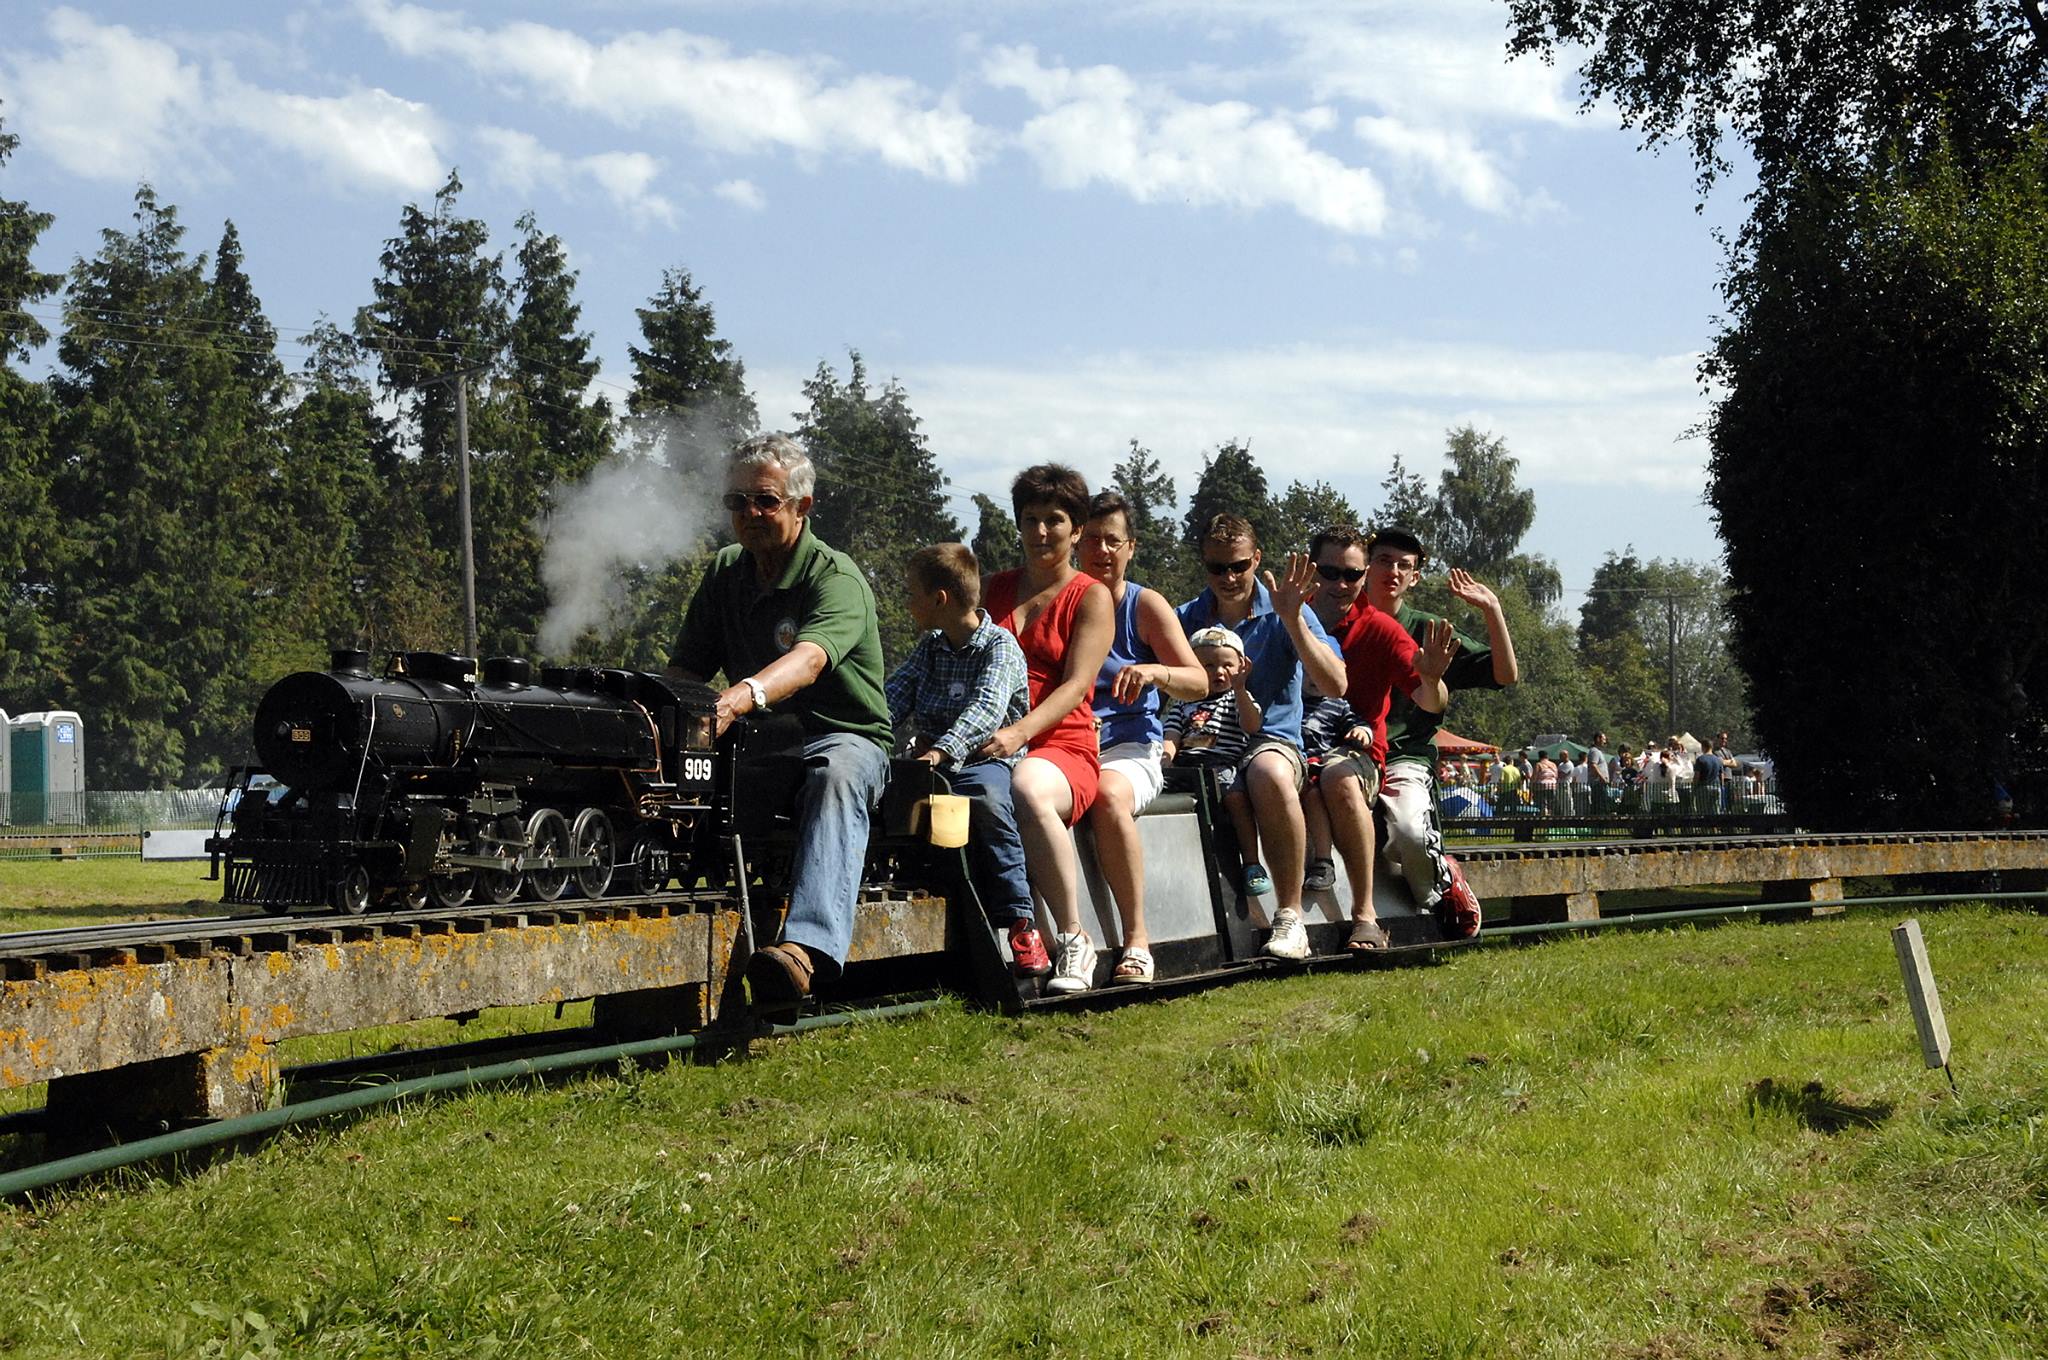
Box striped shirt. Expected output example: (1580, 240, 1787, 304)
(884, 612, 1029, 767)
(1163, 691, 1251, 770)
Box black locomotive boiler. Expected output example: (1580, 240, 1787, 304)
(209, 649, 724, 913)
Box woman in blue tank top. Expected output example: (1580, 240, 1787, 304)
(1078, 492, 1208, 982)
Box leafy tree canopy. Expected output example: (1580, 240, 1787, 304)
(1506, 0, 2048, 200)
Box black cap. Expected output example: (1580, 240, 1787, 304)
(1366, 524, 1428, 566)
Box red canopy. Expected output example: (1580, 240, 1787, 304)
(1432, 729, 1499, 757)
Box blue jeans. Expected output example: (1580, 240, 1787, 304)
(779, 732, 891, 970)
(943, 759, 1034, 927)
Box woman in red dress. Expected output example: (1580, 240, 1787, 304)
(980, 464, 1113, 994)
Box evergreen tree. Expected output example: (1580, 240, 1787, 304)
(1109, 439, 1195, 603)
(1182, 440, 1276, 553)
(797, 352, 962, 662)
(357, 170, 508, 648)
(0, 109, 65, 709)
(51, 187, 285, 784)
(467, 211, 614, 655)
(627, 265, 757, 442)
(971, 493, 1021, 576)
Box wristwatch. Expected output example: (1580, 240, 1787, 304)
(741, 677, 771, 713)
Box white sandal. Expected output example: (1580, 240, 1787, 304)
(1113, 946, 1155, 983)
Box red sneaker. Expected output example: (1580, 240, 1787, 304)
(1440, 855, 1483, 939)
(1008, 922, 1053, 977)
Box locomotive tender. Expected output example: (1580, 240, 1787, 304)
(210, 648, 725, 913)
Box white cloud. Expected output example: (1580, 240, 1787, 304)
(357, 0, 987, 182)
(217, 78, 445, 193)
(0, 8, 204, 181)
(478, 128, 677, 224)
(983, 45, 1389, 235)
(2, 7, 445, 193)
(714, 178, 767, 211)
(1354, 115, 1519, 215)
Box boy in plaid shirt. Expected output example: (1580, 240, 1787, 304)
(886, 544, 1051, 977)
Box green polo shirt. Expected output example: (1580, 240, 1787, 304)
(669, 525, 893, 749)
(1384, 602, 1499, 767)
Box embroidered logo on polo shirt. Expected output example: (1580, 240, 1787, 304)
(774, 617, 798, 652)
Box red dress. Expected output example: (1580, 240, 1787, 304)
(985, 568, 1102, 825)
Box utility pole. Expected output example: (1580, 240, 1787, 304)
(413, 362, 490, 661)
(455, 378, 477, 659)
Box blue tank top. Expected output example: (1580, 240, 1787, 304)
(1093, 580, 1164, 749)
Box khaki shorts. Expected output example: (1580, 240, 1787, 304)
(1317, 746, 1382, 802)
(1237, 738, 1308, 793)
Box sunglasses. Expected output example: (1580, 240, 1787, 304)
(1315, 563, 1367, 583)
(1204, 557, 1254, 577)
(722, 491, 789, 513)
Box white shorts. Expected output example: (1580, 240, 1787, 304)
(1098, 740, 1165, 814)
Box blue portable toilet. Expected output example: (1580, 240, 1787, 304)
(11, 711, 84, 825)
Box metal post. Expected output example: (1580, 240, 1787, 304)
(1665, 594, 1678, 737)
(455, 377, 478, 658)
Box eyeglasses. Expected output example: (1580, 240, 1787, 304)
(1204, 557, 1254, 577)
(722, 491, 789, 513)
(1315, 563, 1366, 583)
(1369, 554, 1418, 572)
(1079, 533, 1129, 552)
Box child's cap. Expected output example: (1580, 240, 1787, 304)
(1187, 625, 1247, 658)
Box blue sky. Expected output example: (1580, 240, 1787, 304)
(1, 0, 1750, 606)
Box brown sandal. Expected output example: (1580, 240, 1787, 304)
(746, 941, 816, 1015)
(1345, 917, 1389, 952)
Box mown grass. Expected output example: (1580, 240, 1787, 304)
(0, 858, 229, 931)
(2, 906, 2044, 1358)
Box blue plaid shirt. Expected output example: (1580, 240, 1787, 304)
(885, 611, 1029, 767)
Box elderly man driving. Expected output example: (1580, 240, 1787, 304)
(667, 433, 893, 1013)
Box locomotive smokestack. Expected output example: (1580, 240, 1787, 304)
(330, 648, 372, 677)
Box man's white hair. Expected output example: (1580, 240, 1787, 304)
(729, 432, 815, 500)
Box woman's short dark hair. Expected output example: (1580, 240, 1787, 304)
(1011, 463, 1090, 525)
(1085, 491, 1134, 534)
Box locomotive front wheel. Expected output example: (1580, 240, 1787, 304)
(330, 865, 372, 915)
(571, 807, 616, 898)
(524, 808, 573, 903)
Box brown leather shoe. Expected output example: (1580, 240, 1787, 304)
(746, 941, 815, 1017)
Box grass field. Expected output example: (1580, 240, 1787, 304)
(2, 905, 2043, 1357)
(0, 858, 230, 932)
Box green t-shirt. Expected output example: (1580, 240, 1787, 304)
(669, 525, 893, 749)
(1385, 602, 1499, 767)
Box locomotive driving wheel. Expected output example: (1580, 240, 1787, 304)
(427, 869, 475, 909)
(524, 808, 573, 903)
(479, 813, 525, 906)
(570, 807, 616, 898)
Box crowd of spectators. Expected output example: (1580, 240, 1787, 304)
(1437, 731, 1780, 817)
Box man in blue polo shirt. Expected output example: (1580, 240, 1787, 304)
(1176, 513, 1349, 960)
(668, 433, 893, 1016)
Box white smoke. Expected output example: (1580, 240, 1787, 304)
(535, 404, 739, 658)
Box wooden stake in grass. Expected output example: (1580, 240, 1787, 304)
(1891, 918, 1957, 1094)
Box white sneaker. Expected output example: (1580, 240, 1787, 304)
(1264, 909, 1309, 961)
(1047, 931, 1097, 994)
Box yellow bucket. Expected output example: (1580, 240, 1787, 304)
(922, 793, 970, 848)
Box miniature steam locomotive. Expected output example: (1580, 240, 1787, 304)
(209, 649, 725, 913)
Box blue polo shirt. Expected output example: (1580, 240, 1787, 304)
(1176, 581, 1342, 750)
